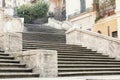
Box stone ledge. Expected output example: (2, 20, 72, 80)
(66, 27, 120, 44)
(10, 49, 58, 77)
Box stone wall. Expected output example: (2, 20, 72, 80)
(10, 49, 58, 77)
(4, 8, 14, 16)
(3, 16, 24, 32)
(0, 8, 4, 33)
(0, 8, 24, 33)
(0, 33, 4, 51)
(66, 27, 120, 59)
(0, 32, 22, 52)
(69, 11, 96, 30)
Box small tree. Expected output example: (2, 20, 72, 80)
(17, 1, 49, 23)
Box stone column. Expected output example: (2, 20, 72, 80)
(11, 50, 58, 77)
(4, 32, 22, 53)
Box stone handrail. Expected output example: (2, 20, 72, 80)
(0, 32, 22, 52)
(66, 27, 120, 59)
(47, 18, 77, 30)
(10, 49, 58, 77)
(0, 33, 4, 51)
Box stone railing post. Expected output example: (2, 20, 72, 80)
(3, 32, 22, 53)
(0, 8, 4, 33)
(11, 50, 58, 77)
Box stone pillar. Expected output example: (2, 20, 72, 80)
(0, 8, 4, 33)
(4, 32, 22, 53)
(11, 50, 58, 77)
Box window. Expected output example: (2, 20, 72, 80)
(112, 31, 118, 38)
(97, 30, 102, 34)
(80, 0, 86, 13)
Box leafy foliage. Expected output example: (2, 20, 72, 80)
(17, 1, 49, 23)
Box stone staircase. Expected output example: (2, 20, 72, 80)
(0, 51, 39, 78)
(23, 24, 120, 77)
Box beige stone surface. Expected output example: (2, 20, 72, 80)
(66, 27, 120, 59)
(3, 32, 22, 52)
(0, 8, 24, 33)
(47, 18, 74, 30)
(0, 8, 4, 33)
(0, 33, 4, 51)
(69, 11, 96, 30)
(4, 16, 24, 32)
(94, 14, 118, 37)
(10, 49, 58, 77)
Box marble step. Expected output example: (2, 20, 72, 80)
(0, 68, 32, 73)
(0, 53, 9, 56)
(58, 64, 120, 68)
(58, 68, 120, 72)
(0, 73, 39, 78)
(0, 63, 26, 68)
(0, 59, 20, 63)
(58, 53, 107, 56)
(58, 58, 116, 61)
(58, 55, 114, 59)
(58, 71, 120, 76)
(58, 61, 120, 64)
(0, 56, 14, 60)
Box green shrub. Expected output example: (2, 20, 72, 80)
(17, 1, 49, 23)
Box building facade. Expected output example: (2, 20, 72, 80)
(48, 0, 66, 21)
(93, 0, 119, 38)
(0, 0, 31, 8)
(66, 0, 95, 30)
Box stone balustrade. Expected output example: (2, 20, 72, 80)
(0, 32, 22, 52)
(10, 49, 58, 77)
(66, 27, 120, 59)
(0, 8, 24, 33)
(47, 18, 74, 30)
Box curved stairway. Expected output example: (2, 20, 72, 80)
(23, 24, 120, 77)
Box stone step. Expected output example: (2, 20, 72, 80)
(0, 63, 26, 68)
(58, 52, 104, 57)
(58, 55, 114, 59)
(23, 40, 66, 45)
(58, 58, 115, 61)
(23, 47, 91, 52)
(58, 51, 101, 54)
(23, 45, 85, 49)
(23, 42, 82, 48)
(0, 53, 9, 56)
(0, 73, 39, 78)
(23, 46, 92, 52)
(58, 60, 120, 65)
(0, 59, 20, 63)
(58, 71, 120, 76)
(0, 68, 32, 73)
(0, 51, 4, 52)
(23, 33, 66, 43)
(58, 64, 120, 68)
(0, 56, 14, 60)
(58, 68, 120, 72)
(23, 32, 65, 35)
(23, 42, 67, 46)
